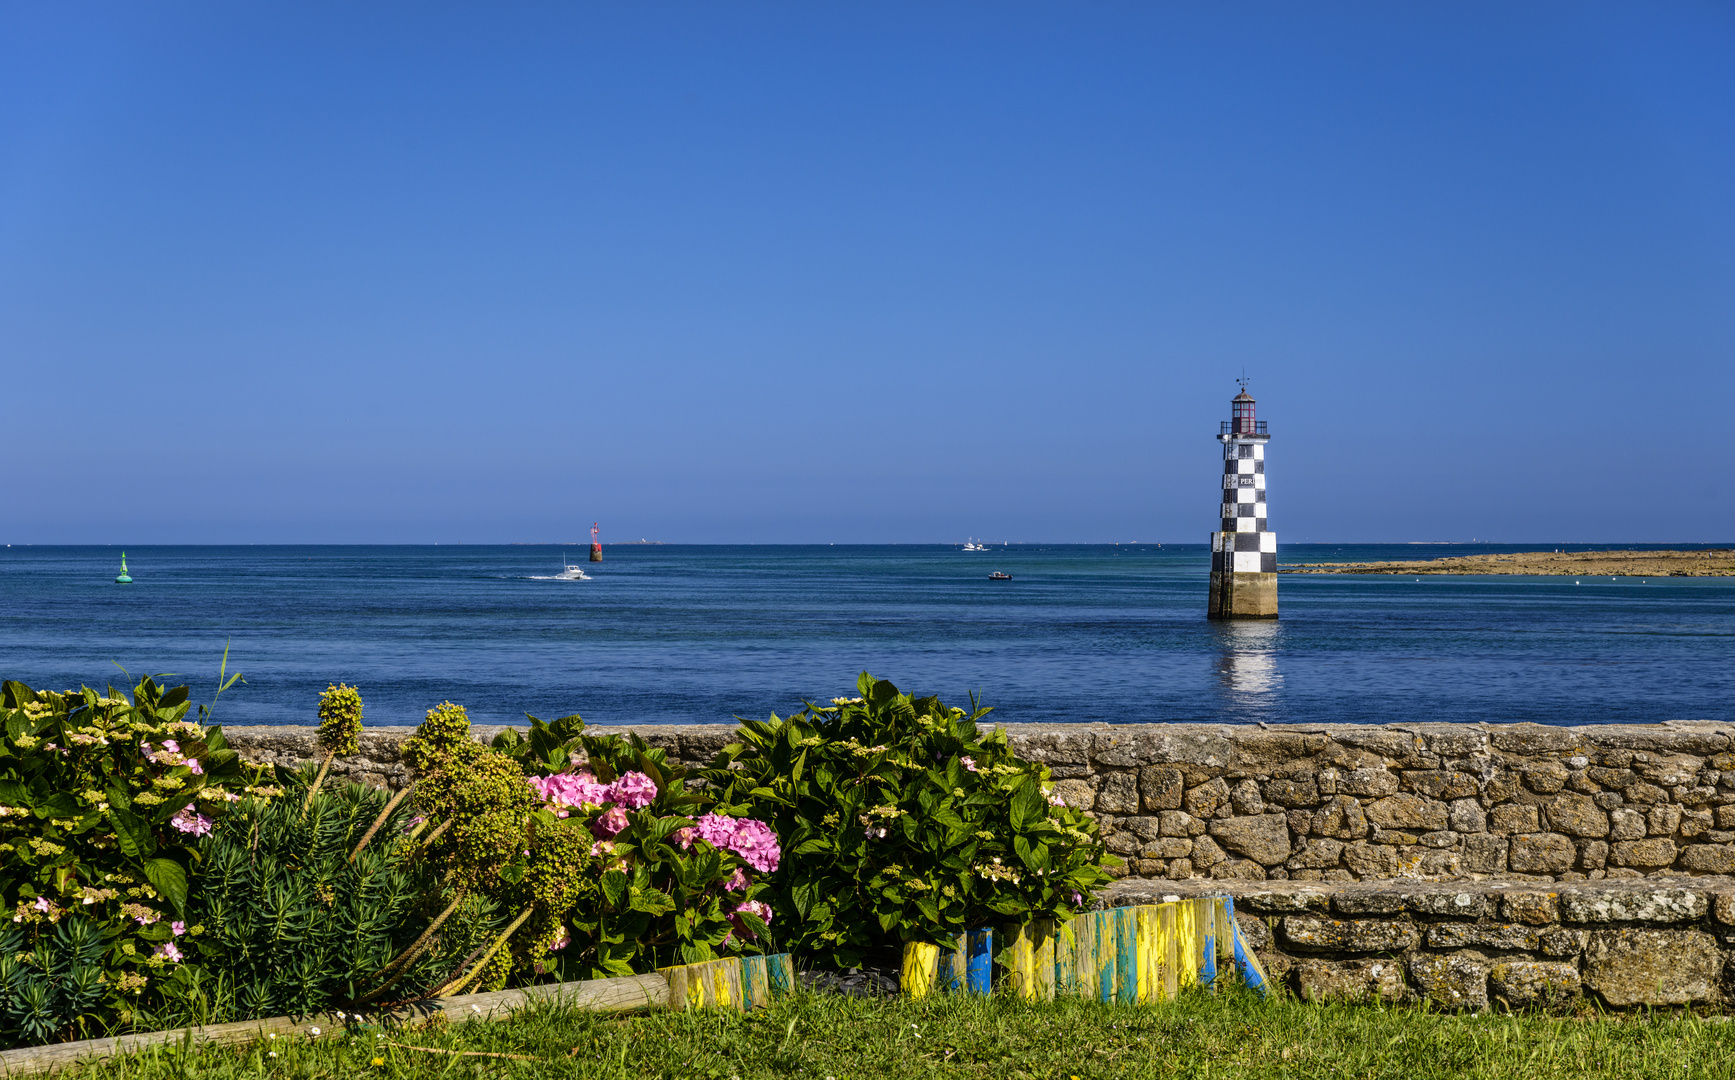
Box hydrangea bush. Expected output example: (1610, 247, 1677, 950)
(701, 672, 1118, 970)
(0, 678, 269, 1043)
(405, 705, 780, 985)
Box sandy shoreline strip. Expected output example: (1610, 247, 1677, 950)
(1280, 548, 1735, 576)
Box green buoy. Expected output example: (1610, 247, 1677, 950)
(115, 552, 132, 584)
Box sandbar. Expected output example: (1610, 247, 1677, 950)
(1280, 548, 1735, 576)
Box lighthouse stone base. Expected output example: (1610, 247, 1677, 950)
(1208, 570, 1278, 619)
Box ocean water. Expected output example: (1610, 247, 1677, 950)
(0, 544, 1730, 729)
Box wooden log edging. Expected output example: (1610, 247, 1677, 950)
(0, 973, 670, 1079)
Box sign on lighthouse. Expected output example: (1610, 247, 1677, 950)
(1209, 383, 1278, 619)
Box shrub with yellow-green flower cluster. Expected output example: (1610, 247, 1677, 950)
(402, 702, 537, 896)
(0, 677, 268, 1043)
(314, 683, 364, 758)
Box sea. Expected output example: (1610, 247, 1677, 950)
(0, 543, 1730, 730)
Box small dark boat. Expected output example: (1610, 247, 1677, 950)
(988, 571, 1012, 580)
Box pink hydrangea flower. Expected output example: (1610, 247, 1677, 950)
(154, 942, 183, 963)
(592, 806, 629, 838)
(528, 771, 612, 812)
(162, 740, 180, 755)
(590, 840, 616, 857)
(693, 814, 781, 872)
(673, 827, 697, 850)
(729, 900, 773, 939)
(959, 755, 978, 773)
(186, 759, 203, 775)
(170, 808, 214, 836)
(723, 867, 749, 892)
(31, 898, 49, 913)
(549, 926, 571, 951)
(694, 813, 736, 848)
(171, 921, 186, 937)
(606, 771, 659, 810)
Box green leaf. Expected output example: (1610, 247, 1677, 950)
(143, 858, 188, 914)
(628, 888, 675, 916)
(35, 793, 78, 819)
(108, 806, 155, 858)
(549, 713, 586, 741)
(1009, 779, 1042, 831)
(601, 869, 629, 908)
(733, 909, 769, 941)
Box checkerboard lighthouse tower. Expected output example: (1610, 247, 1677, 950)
(1209, 383, 1278, 619)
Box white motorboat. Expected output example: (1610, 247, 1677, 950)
(554, 553, 592, 580)
(962, 538, 986, 551)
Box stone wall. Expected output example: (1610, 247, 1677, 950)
(222, 719, 1735, 885)
(1109, 877, 1735, 1010)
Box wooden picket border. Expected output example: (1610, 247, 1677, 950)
(659, 953, 794, 1011)
(913, 896, 1269, 1003)
(0, 953, 795, 1078)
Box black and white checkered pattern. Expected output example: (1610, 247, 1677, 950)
(1210, 436, 1276, 573)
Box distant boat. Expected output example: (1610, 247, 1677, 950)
(554, 553, 592, 581)
(115, 552, 132, 584)
(962, 538, 986, 551)
(988, 571, 1012, 580)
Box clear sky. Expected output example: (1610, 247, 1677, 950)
(4, 3, 1732, 544)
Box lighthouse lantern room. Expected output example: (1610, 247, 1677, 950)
(1209, 384, 1278, 619)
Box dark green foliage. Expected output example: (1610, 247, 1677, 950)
(488, 710, 588, 774)
(159, 771, 499, 1025)
(703, 672, 1118, 969)
(0, 916, 109, 1046)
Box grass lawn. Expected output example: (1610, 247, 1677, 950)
(77, 988, 1735, 1080)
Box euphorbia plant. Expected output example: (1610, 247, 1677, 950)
(701, 672, 1118, 970)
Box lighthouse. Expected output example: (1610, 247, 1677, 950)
(1209, 384, 1277, 619)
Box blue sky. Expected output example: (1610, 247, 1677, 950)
(3, 3, 1732, 544)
